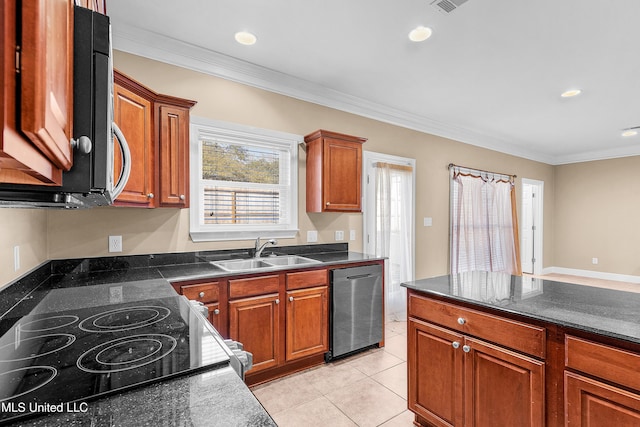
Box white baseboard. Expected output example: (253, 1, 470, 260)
(541, 267, 640, 284)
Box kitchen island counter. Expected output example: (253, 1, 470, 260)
(401, 272, 640, 345)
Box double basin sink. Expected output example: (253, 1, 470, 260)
(211, 255, 320, 272)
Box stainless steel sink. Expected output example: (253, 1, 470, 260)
(211, 255, 320, 272)
(212, 259, 272, 272)
(263, 255, 320, 266)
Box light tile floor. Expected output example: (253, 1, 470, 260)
(251, 321, 414, 427)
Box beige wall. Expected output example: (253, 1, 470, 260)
(2, 51, 556, 288)
(0, 209, 48, 286)
(554, 156, 640, 276)
(46, 51, 555, 280)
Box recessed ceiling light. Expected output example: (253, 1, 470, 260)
(409, 26, 433, 42)
(235, 31, 257, 46)
(622, 129, 638, 137)
(561, 89, 582, 98)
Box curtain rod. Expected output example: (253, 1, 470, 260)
(448, 163, 516, 179)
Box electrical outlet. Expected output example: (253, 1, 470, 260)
(109, 235, 122, 253)
(349, 230, 356, 241)
(335, 230, 344, 241)
(109, 286, 123, 303)
(307, 230, 318, 243)
(592, 257, 598, 265)
(13, 246, 20, 272)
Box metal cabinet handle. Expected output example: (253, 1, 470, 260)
(463, 345, 471, 353)
(289, 296, 294, 302)
(452, 341, 460, 349)
(275, 299, 280, 304)
(147, 193, 155, 199)
(199, 292, 205, 298)
(457, 317, 466, 325)
(213, 309, 220, 315)
(179, 194, 185, 200)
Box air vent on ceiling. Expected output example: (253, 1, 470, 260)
(431, 0, 469, 14)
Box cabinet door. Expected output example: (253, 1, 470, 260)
(408, 318, 464, 427)
(565, 372, 640, 427)
(229, 294, 280, 373)
(464, 337, 545, 427)
(20, 0, 74, 172)
(285, 286, 328, 361)
(1, 0, 65, 184)
(322, 138, 362, 212)
(157, 104, 189, 207)
(113, 82, 155, 207)
(205, 302, 222, 333)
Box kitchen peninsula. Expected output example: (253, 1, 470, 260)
(403, 272, 640, 427)
(0, 243, 383, 426)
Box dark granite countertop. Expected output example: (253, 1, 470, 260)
(0, 243, 382, 427)
(402, 272, 640, 345)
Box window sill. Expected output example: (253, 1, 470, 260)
(190, 229, 299, 243)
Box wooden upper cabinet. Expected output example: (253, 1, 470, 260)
(1, 0, 74, 185)
(304, 130, 366, 212)
(113, 75, 155, 207)
(112, 70, 196, 208)
(156, 96, 195, 208)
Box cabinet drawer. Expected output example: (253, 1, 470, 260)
(286, 269, 327, 290)
(408, 293, 545, 358)
(181, 282, 219, 303)
(229, 275, 280, 299)
(566, 335, 640, 392)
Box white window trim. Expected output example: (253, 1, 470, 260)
(189, 116, 300, 242)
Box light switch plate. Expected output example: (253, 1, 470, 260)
(349, 230, 356, 241)
(423, 217, 433, 227)
(307, 230, 318, 243)
(13, 246, 20, 272)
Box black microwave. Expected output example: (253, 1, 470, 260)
(0, 6, 130, 209)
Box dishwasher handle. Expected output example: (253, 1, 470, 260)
(346, 273, 373, 280)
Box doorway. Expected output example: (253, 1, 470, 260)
(362, 151, 415, 322)
(520, 179, 544, 275)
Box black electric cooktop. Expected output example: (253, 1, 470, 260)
(0, 296, 231, 425)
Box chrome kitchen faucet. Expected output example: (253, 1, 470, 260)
(254, 237, 277, 258)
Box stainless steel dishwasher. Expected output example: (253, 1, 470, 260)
(327, 264, 384, 360)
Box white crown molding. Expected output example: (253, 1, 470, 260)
(112, 24, 636, 166)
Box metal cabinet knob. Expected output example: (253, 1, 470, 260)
(213, 309, 220, 315)
(71, 136, 92, 154)
(457, 317, 466, 325)
(275, 299, 280, 305)
(147, 193, 155, 199)
(289, 296, 294, 302)
(199, 291, 205, 298)
(179, 194, 185, 200)
(326, 202, 330, 206)
(462, 345, 471, 353)
(452, 341, 460, 349)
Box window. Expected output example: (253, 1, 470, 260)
(449, 166, 521, 275)
(190, 117, 300, 242)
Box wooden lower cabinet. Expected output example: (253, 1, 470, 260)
(205, 302, 221, 332)
(286, 285, 328, 361)
(409, 318, 544, 427)
(565, 372, 640, 426)
(229, 293, 281, 374)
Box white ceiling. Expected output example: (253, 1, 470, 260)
(106, 0, 640, 165)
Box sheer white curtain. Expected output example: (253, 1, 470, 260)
(450, 170, 519, 275)
(375, 163, 413, 321)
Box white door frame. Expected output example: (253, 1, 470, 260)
(362, 150, 416, 281)
(521, 178, 544, 275)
